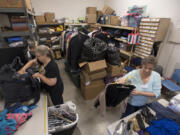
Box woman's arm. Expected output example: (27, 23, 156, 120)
(18, 59, 37, 74)
(33, 73, 57, 86)
(131, 90, 156, 97)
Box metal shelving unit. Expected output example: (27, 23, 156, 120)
(0, 8, 35, 16)
(0, 0, 37, 42)
(39, 32, 61, 37)
(98, 24, 137, 65)
(1, 31, 31, 37)
(114, 38, 128, 43)
(37, 23, 63, 47)
(64, 23, 88, 26)
(0, 0, 37, 66)
(100, 24, 136, 31)
(37, 23, 63, 26)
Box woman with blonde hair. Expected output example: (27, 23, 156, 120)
(117, 56, 161, 118)
(19, 45, 64, 105)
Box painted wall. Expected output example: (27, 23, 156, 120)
(105, 0, 180, 77)
(31, 0, 104, 20)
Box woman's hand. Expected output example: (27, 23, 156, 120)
(131, 90, 156, 97)
(32, 73, 42, 79)
(31, 58, 38, 65)
(18, 59, 37, 74)
(131, 90, 142, 96)
(18, 69, 26, 74)
(116, 78, 126, 84)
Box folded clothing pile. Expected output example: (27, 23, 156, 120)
(116, 106, 180, 135)
(48, 101, 78, 133)
(39, 27, 55, 34)
(0, 103, 37, 135)
(39, 36, 60, 47)
(11, 16, 28, 31)
(168, 94, 180, 114)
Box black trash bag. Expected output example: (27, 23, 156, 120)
(0, 57, 41, 107)
(106, 45, 121, 66)
(81, 37, 107, 61)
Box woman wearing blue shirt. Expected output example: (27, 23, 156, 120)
(117, 56, 162, 118)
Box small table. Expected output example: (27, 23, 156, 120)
(0, 93, 48, 135)
(107, 99, 169, 135)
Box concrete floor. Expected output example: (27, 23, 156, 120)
(57, 60, 121, 135)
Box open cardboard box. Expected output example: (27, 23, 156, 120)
(81, 69, 107, 85)
(79, 60, 107, 73)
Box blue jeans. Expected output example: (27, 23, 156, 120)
(121, 103, 144, 118)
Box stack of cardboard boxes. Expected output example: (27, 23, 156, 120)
(0, 0, 32, 11)
(35, 12, 56, 24)
(86, 7, 97, 24)
(80, 60, 107, 100)
(101, 5, 120, 26)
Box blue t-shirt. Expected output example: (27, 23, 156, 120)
(122, 69, 161, 106)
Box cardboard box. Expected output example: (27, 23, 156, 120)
(86, 14, 97, 24)
(81, 79, 105, 100)
(0, 0, 32, 11)
(102, 5, 115, 15)
(107, 63, 124, 77)
(35, 16, 45, 24)
(81, 69, 107, 84)
(79, 60, 107, 73)
(44, 12, 55, 23)
(86, 7, 97, 14)
(111, 16, 120, 25)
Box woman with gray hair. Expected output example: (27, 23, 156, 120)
(117, 56, 161, 118)
(19, 45, 64, 105)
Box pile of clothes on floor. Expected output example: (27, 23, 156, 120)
(113, 101, 180, 135)
(48, 101, 78, 134)
(0, 103, 37, 135)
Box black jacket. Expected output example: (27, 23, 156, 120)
(0, 58, 41, 107)
(106, 84, 135, 107)
(68, 33, 89, 72)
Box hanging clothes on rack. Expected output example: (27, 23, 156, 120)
(67, 32, 89, 73)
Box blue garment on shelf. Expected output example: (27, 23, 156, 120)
(146, 119, 180, 135)
(0, 109, 17, 135)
